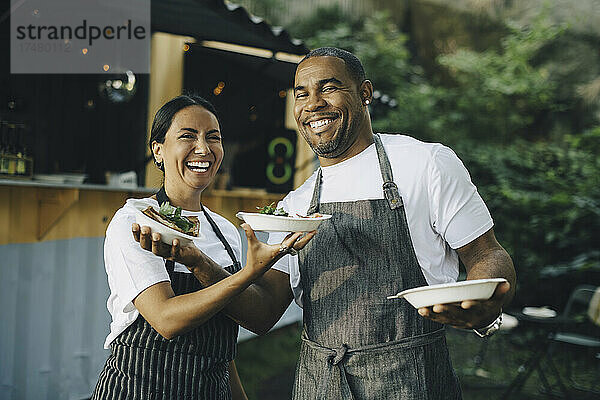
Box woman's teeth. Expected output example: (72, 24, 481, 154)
(309, 119, 333, 129)
(186, 161, 210, 172)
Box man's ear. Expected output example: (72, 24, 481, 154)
(151, 141, 163, 164)
(360, 80, 374, 105)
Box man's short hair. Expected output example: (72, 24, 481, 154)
(300, 47, 366, 84)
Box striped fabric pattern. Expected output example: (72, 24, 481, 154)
(92, 263, 240, 400)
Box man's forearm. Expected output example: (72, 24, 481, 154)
(458, 229, 516, 307)
(465, 246, 516, 306)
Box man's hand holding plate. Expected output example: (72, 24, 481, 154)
(417, 281, 511, 330)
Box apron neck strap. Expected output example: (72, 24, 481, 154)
(307, 169, 323, 215)
(372, 134, 403, 209)
(156, 186, 169, 207)
(201, 205, 241, 269)
(306, 134, 403, 213)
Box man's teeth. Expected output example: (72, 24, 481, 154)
(309, 119, 333, 129)
(186, 161, 210, 171)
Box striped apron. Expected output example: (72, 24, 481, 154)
(292, 134, 462, 399)
(93, 192, 241, 400)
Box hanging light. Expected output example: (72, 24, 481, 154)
(98, 70, 137, 103)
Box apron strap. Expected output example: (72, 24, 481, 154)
(306, 134, 403, 214)
(200, 203, 241, 270)
(302, 328, 445, 400)
(302, 330, 354, 400)
(373, 134, 403, 210)
(307, 168, 323, 215)
(155, 187, 241, 273)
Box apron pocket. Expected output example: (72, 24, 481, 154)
(344, 344, 424, 400)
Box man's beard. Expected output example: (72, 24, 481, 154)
(303, 120, 356, 159)
(308, 132, 345, 158)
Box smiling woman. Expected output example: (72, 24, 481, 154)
(91, 94, 316, 400)
(150, 97, 224, 211)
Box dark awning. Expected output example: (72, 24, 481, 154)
(151, 0, 308, 55)
(188, 43, 299, 84)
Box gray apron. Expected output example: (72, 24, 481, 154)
(92, 190, 241, 400)
(292, 134, 462, 400)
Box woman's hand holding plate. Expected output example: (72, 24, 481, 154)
(132, 223, 203, 267)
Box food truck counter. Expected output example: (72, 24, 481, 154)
(0, 179, 283, 245)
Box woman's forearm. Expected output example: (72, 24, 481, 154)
(133, 223, 308, 337)
(187, 255, 293, 335)
(136, 266, 262, 339)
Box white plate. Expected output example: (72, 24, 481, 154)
(131, 199, 201, 246)
(387, 278, 507, 309)
(236, 212, 332, 232)
(61, 173, 87, 184)
(34, 174, 67, 184)
(522, 306, 557, 318)
(33, 173, 87, 184)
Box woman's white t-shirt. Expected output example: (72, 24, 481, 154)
(268, 134, 493, 306)
(102, 197, 242, 349)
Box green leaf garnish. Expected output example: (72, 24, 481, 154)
(257, 202, 288, 216)
(159, 201, 194, 232)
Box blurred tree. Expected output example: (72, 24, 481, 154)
(454, 129, 600, 306)
(435, 15, 567, 142)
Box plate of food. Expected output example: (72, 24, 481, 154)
(236, 202, 332, 232)
(131, 199, 202, 246)
(387, 278, 507, 309)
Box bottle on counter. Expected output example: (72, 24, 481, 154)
(6, 123, 17, 175)
(0, 121, 10, 175)
(0, 118, 33, 178)
(16, 124, 27, 175)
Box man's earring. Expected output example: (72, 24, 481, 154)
(154, 159, 164, 171)
(364, 99, 370, 105)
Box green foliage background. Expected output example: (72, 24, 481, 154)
(289, 7, 600, 306)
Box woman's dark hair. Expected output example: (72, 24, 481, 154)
(149, 94, 220, 170)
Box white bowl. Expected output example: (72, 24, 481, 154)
(387, 278, 507, 309)
(131, 199, 201, 246)
(236, 212, 332, 232)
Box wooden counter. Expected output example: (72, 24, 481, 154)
(0, 179, 284, 245)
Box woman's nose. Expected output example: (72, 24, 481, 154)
(194, 139, 211, 155)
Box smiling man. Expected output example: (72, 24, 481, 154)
(265, 47, 517, 399)
(293, 54, 372, 165)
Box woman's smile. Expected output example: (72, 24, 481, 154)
(185, 160, 211, 172)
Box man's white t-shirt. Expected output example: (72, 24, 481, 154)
(268, 134, 493, 306)
(102, 197, 242, 349)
